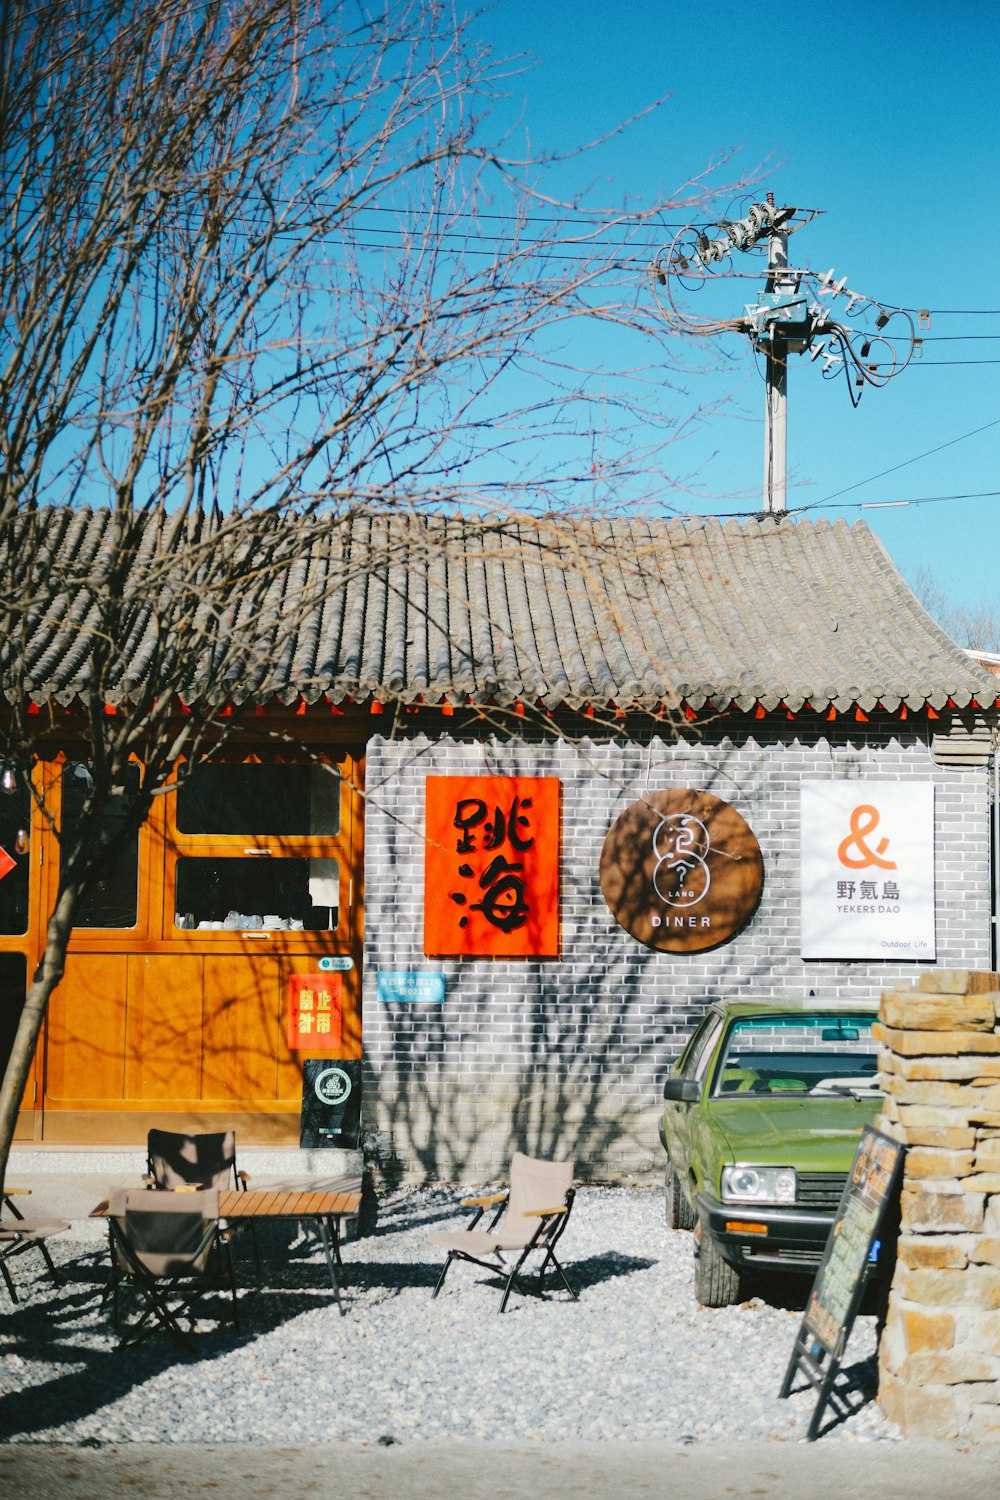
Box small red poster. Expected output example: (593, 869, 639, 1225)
(424, 776, 560, 958)
(0, 847, 14, 883)
(287, 973, 342, 1052)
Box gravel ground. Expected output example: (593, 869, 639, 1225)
(0, 1184, 901, 1448)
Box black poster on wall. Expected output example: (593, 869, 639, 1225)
(300, 1060, 362, 1149)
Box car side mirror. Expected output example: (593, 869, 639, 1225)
(662, 1076, 701, 1104)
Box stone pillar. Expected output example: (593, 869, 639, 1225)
(877, 969, 1000, 1442)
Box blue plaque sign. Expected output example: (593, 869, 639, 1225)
(377, 971, 446, 1004)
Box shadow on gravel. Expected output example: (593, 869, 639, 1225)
(780, 1351, 880, 1439)
(565, 1252, 657, 1290)
(360, 1191, 500, 1238)
(350, 1251, 656, 1300)
(0, 1242, 360, 1442)
(742, 1268, 883, 1319)
(0, 1241, 656, 1442)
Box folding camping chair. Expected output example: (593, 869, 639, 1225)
(144, 1129, 250, 1193)
(144, 1128, 257, 1270)
(430, 1152, 578, 1313)
(0, 1188, 70, 1303)
(106, 1187, 239, 1351)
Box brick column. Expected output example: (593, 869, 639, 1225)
(877, 969, 1000, 1442)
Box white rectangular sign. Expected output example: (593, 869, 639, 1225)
(800, 781, 935, 961)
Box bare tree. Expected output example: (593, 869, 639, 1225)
(0, 0, 756, 1190)
(910, 569, 1000, 654)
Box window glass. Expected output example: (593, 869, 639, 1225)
(713, 1013, 878, 1097)
(61, 763, 140, 929)
(0, 771, 30, 936)
(176, 764, 341, 837)
(174, 856, 340, 932)
(689, 1016, 725, 1081)
(0, 951, 27, 1076)
(678, 1014, 724, 1081)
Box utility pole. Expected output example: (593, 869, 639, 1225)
(651, 198, 917, 518)
(762, 194, 790, 514)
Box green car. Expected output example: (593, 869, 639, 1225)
(659, 998, 881, 1307)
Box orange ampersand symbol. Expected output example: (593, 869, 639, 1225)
(837, 804, 897, 870)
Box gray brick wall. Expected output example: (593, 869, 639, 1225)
(361, 718, 992, 1184)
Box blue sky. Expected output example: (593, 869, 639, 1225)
(465, 0, 1000, 614)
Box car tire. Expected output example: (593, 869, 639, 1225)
(695, 1227, 745, 1307)
(665, 1168, 695, 1231)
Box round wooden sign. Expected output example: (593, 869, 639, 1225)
(599, 788, 764, 953)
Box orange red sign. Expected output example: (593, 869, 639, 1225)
(423, 776, 560, 957)
(287, 973, 342, 1051)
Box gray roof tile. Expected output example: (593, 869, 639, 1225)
(4, 507, 997, 716)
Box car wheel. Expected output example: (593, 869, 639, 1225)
(694, 1226, 745, 1307)
(665, 1167, 695, 1231)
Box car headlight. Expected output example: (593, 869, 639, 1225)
(721, 1165, 797, 1204)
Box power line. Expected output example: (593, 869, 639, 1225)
(806, 416, 1000, 509)
(812, 490, 1000, 512)
(908, 359, 1000, 367)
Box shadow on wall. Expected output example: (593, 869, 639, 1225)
(363, 951, 688, 1185)
(362, 930, 817, 1186)
(35, 939, 311, 1133)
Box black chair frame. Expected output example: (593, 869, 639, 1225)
(107, 1198, 240, 1352)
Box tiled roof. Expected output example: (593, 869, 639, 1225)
(6, 507, 997, 716)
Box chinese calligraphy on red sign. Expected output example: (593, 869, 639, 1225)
(424, 776, 560, 957)
(287, 973, 343, 1051)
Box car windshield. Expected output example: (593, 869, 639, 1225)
(711, 1012, 878, 1098)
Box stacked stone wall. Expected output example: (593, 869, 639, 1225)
(878, 969, 1000, 1442)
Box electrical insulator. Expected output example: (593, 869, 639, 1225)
(816, 269, 848, 296)
(747, 203, 768, 233)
